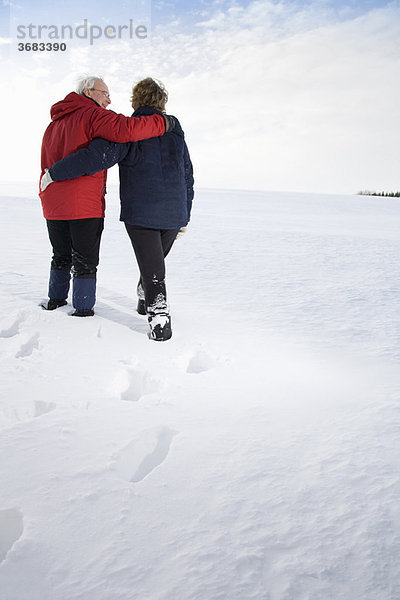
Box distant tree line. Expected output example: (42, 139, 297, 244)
(358, 190, 400, 197)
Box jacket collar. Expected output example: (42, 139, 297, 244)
(132, 106, 163, 117)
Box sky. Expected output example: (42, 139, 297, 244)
(0, 0, 399, 194)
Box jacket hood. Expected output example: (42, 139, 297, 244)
(50, 92, 99, 121)
(133, 105, 184, 138)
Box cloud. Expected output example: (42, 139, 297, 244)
(1, 0, 399, 194)
(144, 1, 400, 192)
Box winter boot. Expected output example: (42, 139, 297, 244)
(148, 314, 172, 342)
(71, 309, 95, 317)
(72, 277, 96, 315)
(46, 269, 71, 308)
(136, 281, 146, 315)
(41, 299, 68, 311)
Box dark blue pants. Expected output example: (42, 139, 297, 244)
(124, 224, 179, 315)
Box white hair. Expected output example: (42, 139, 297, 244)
(76, 76, 105, 95)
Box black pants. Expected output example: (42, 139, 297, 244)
(47, 218, 104, 278)
(125, 224, 179, 315)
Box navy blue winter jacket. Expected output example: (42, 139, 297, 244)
(49, 106, 194, 229)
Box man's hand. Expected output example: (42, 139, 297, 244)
(40, 169, 54, 192)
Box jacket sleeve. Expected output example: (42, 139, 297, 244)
(183, 142, 194, 221)
(88, 109, 166, 142)
(49, 138, 129, 181)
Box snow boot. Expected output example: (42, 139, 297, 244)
(47, 269, 70, 307)
(72, 277, 96, 314)
(41, 299, 68, 311)
(71, 309, 95, 317)
(148, 314, 172, 342)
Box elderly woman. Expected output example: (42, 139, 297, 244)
(43, 78, 194, 341)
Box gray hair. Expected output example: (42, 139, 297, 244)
(76, 76, 105, 95)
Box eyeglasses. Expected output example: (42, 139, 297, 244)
(91, 88, 110, 99)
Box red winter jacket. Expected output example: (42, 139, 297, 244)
(39, 92, 166, 220)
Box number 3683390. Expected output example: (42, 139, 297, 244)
(18, 42, 66, 51)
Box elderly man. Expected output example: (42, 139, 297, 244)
(39, 75, 173, 316)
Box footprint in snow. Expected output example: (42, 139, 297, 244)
(34, 400, 56, 418)
(120, 367, 161, 402)
(112, 427, 177, 483)
(0, 508, 24, 564)
(186, 349, 215, 374)
(0, 314, 25, 339)
(0, 400, 56, 428)
(15, 332, 40, 358)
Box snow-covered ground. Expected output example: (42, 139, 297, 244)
(0, 182, 399, 600)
